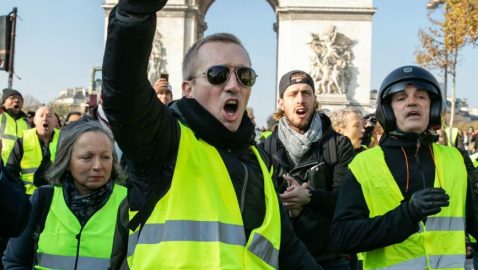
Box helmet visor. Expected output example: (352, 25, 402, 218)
(381, 80, 441, 102)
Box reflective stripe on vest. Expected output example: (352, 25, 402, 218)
(0, 113, 29, 161)
(36, 253, 110, 270)
(20, 128, 59, 194)
(349, 144, 467, 270)
(137, 220, 246, 245)
(128, 123, 281, 269)
(36, 184, 127, 270)
(374, 254, 466, 270)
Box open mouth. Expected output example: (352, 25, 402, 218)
(42, 123, 49, 129)
(296, 108, 307, 116)
(13, 105, 19, 109)
(406, 111, 421, 118)
(224, 100, 238, 115)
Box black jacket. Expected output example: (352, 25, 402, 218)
(259, 114, 355, 263)
(330, 133, 478, 253)
(0, 163, 30, 238)
(102, 6, 320, 270)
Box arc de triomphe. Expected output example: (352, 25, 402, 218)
(102, 0, 375, 111)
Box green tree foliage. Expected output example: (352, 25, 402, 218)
(416, 0, 478, 128)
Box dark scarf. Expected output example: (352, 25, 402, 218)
(4, 107, 27, 120)
(64, 179, 113, 226)
(176, 97, 255, 150)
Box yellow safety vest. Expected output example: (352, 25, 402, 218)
(260, 130, 273, 140)
(35, 184, 127, 270)
(469, 152, 478, 168)
(445, 127, 459, 147)
(349, 144, 467, 270)
(0, 112, 29, 161)
(128, 123, 281, 269)
(20, 128, 60, 195)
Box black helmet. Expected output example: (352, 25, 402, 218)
(375, 65, 445, 133)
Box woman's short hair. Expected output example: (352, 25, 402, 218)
(47, 120, 124, 185)
(329, 108, 363, 131)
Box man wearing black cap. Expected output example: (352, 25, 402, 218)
(0, 88, 30, 162)
(260, 70, 355, 269)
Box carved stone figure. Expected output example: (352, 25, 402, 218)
(147, 30, 167, 84)
(308, 25, 354, 95)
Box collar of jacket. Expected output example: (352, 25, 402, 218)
(381, 131, 437, 149)
(2, 107, 27, 119)
(171, 97, 255, 151)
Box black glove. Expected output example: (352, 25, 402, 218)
(118, 0, 168, 15)
(407, 187, 449, 222)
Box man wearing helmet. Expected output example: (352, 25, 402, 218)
(330, 65, 478, 269)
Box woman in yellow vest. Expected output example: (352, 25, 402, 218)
(3, 120, 127, 270)
(330, 66, 478, 269)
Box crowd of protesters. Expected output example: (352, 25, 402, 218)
(1, 0, 478, 269)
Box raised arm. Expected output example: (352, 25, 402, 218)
(101, 2, 178, 173)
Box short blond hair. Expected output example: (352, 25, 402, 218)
(329, 108, 363, 132)
(182, 33, 250, 81)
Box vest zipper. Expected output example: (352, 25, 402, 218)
(74, 226, 85, 270)
(415, 139, 427, 190)
(240, 162, 248, 215)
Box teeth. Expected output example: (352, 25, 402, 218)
(226, 100, 238, 105)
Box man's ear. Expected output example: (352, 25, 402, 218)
(277, 98, 284, 111)
(182, 81, 193, 97)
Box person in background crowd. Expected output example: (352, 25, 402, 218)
(5, 106, 60, 195)
(63, 111, 82, 127)
(259, 114, 277, 143)
(246, 106, 256, 126)
(0, 88, 30, 162)
(101, 1, 321, 268)
(82, 88, 124, 166)
(259, 70, 355, 269)
(153, 78, 173, 104)
(26, 111, 35, 128)
(361, 114, 376, 147)
(329, 108, 366, 153)
(368, 122, 384, 148)
(52, 113, 61, 129)
(466, 127, 477, 154)
(3, 120, 127, 269)
(331, 65, 478, 269)
(437, 128, 448, 145)
(445, 125, 465, 151)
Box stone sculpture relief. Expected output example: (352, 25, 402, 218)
(309, 25, 354, 95)
(147, 30, 167, 84)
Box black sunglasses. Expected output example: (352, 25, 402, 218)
(190, 65, 257, 87)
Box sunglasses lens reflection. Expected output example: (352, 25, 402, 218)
(206, 65, 257, 87)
